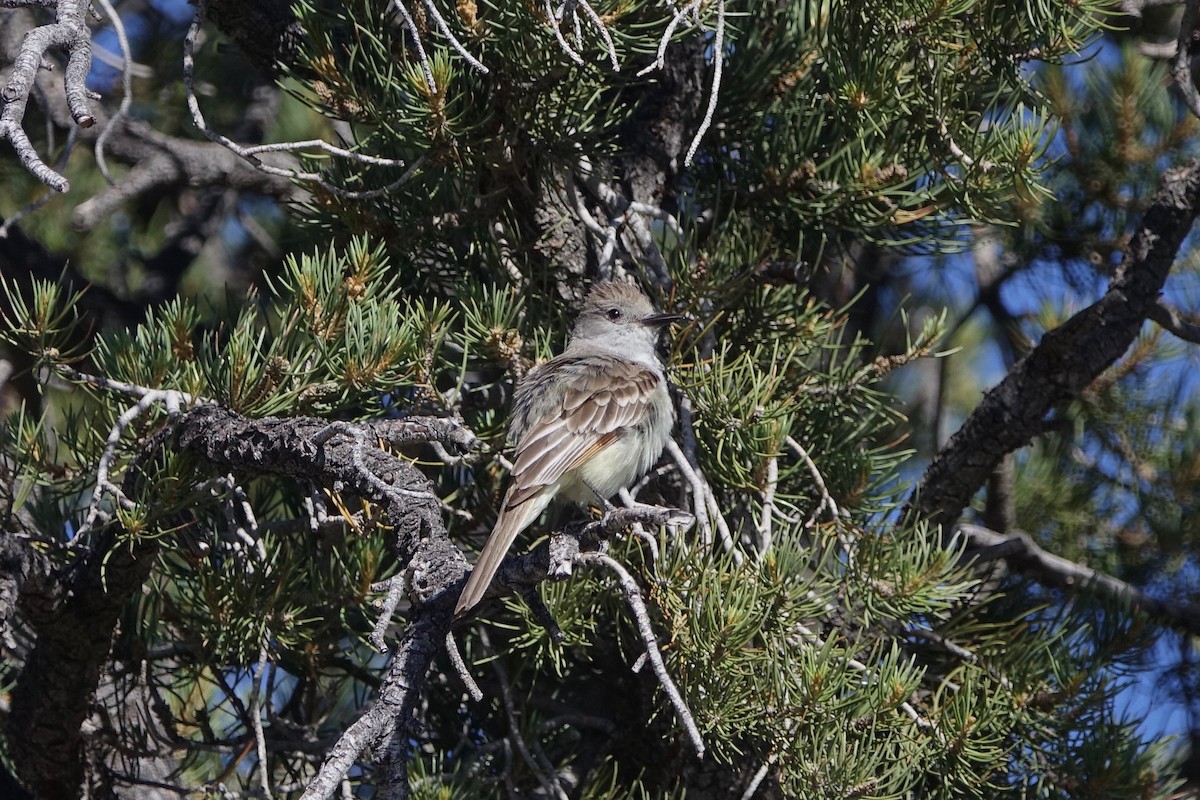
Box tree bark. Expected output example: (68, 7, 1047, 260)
(912, 159, 1200, 527)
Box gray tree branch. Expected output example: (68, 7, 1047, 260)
(912, 159, 1200, 526)
(961, 523, 1200, 636)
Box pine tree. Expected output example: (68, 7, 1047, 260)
(0, 0, 1196, 798)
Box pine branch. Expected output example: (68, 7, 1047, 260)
(912, 159, 1200, 526)
(961, 523, 1200, 637)
(174, 406, 466, 602)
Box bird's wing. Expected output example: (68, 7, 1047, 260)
(504, 354, 661, 508)
(454, 355, 661, 616)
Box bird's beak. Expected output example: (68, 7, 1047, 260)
(642, 313, 684, 327)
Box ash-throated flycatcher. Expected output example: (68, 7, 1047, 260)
(455, 282, 680, 615)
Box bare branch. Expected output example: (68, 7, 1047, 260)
(575, 551, 705, 758)
(785, 435, 844, 525)
(444, 631, 482, 702)
(960, 523, 1200, 637)
(481, 628, 569, 800)
(665, 438, 741, 563)
(250, 640, 274, 800)
(91, 0, 132, 184)
(416, 0, 488, 74)
(1148, 298, 1200, 343)
(683, 0, 724, 167)
(0, 0, 95, 191)
(912, 160, 1200, 526)
(186, 1, 420, 201)
(297, 611, 447, 800)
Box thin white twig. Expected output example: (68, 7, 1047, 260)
(665, 438, 712, 546)
(580, 168, 673, 289)
(76, 393, 154, 535)
(91, 0, 132, 185)
(628, 200, 685, 240)
(636, 0, 700, 77)
(185, 2, 419, 200)
(793, 621, 943, 741)
(391, 0, 437, 93)
(566, 175, 608, 236)
(249, 640, 274, 799)
(209, 474, 268, 562)
(546, 0, 585, 65)
(665, 439, 741, 563)
(445, 631, 483, 701)
(576, 551, 705, 757)
(684, 0, 725, 166)
(58, 364, 200, 538)
(938, 119, 997, 173)
(574, 0, 618, 70)
(785, 435, 844, 523)
(756, 455, 777, 557)
(618, 487, 659, 565)
(417, 0, 489, 74)
(739, 754, 777, 800)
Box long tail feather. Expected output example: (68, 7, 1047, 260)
(455, 492, 546, 615)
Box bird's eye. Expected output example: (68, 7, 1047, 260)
(606, 308, 622, 320)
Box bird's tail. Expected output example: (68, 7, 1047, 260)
(455, 493, 544, 616)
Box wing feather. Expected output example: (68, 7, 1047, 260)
(508, 354, 660, 502)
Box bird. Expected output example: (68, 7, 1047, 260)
(454, 282, 680, 616)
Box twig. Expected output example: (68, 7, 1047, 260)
(618, 487, 660, 565)
(209, 473, 268, 562)
(939, 119, 998, 173)
(75, 391, 176, 536)
(793, 622, 942, 741)
(391, 0, 437, 92)
(785, 435, 843, 524)
(91, 0, 132, 185)
(911, 160, 1200, 526)
(665, 439, 741, 563)
(0, 0, 95, 191)
(545, 0, 584, 65)
(960, 523, 1200, 637)
(579, 167, 673, 290)
(739, 754, 777, 800)
(575, 551, 706, 757)
(684, 0, 725, 166)
(664, 438, 712, 546)
(47, 366, 203, 535)
(369, 575, 409, 651)
(0, 126, 78, 237)
(416, 0, 489, 74)
(637, 0, 700, 77)
(573, 0, 619, 70)
(1149, 298, 1200, 343)
(756, 455, 777, 556)
(185, 2, 420, 200)
(249, 639, 274, 799)
(444, 631, 483, 701)
(481, 628, 569, 800)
